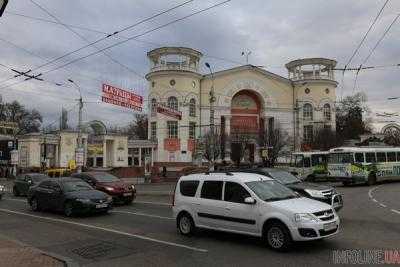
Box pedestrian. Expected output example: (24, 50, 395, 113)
(162, 166, 167, 178)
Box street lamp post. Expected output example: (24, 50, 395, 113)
(68, 79, 84, 173)
(205, 62, 216, 171)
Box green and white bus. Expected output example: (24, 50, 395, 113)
(287, 151, 329, 181)
(327, 147, 400, 186)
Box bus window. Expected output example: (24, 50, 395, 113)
(329, 153, 339, 164)
(294, 155, 304, 168)
(355, 153, 364, 163)
(396, 152, 400, 162)
(304, 157, 311, 168)
(311, 155, 324, 166)
(338, 153, 353, 164)
(376, 152, 387, 162)
(366, 153, 376, 163)
(387, 152, 396, 162)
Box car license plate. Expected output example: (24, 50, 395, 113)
(123, 192, 132, 197)
(96, 203, 108, 208)
(323, 222, 337, 231)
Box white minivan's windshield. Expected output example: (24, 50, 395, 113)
(245, 180, 299, 202)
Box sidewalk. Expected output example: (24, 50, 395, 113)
(0, 235, 68, 267)
(132, 182, 175, 196)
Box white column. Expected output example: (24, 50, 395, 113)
(139, 147, 142, 167)
(312, 65, 315, 78)
(102, 140, 107, 168)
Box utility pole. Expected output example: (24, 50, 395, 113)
(68, 79, 84, 173)
(241, 50, 252, 65)
(205, 62, 215, 171)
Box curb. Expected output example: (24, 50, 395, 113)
(137, 191, 173, 196)
(0, 233, 79, 267)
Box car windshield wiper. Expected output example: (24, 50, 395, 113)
(265, 195, 297, 202)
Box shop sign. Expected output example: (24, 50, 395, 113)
(164, 138, 180, 152)
(156, 103, 182, 120)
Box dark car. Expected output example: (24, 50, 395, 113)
(234, 168, 343, 211)
(71, 172, 136, 204)
(13, 173, 49, 196)
(27, 178, 112, 216)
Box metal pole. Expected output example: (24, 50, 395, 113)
(205, 63, 215, 171)
(69, 79, 83, 173)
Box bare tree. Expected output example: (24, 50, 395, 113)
(259, 124, 289, 166)
(202, 130, 222, 162)
(313, 127, 339, 150)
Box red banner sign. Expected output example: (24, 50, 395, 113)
(102, 84, 143, 111)
(187, 139, 195, 152)
(156, 103, 182, 120)
(231, 116, 259, 133)
(164, 138, 180, 151)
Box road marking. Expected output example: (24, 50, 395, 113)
(368, 186, 380, 199)
(3, 198, 26, 203)
(0, 208, 207, 253)
(391, 209, 400, 215)
(379, 203, 387, 208)
(134, 201, 172, 206)
(112, 210, 173, 220)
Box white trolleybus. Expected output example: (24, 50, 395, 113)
(287, 151, 329, 181)
(327, 147, 400, 186)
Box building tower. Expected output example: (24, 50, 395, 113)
(285, 58, 338, 151)
(146, 47, 203, 164)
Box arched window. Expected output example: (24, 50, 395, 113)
(151, 98, 157, 112)
(303, 103, 313, 121)
(189, 98, 196, 117)
(167, 96, 178, 111)
(323, 103, 331, 121)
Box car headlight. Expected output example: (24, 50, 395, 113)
(131, 185, 135, 190)
(294, 213, 319, 222)
(304, 189, 325, 199)
(76, 198, 91, 203)
(107, 196, 113, 202)
(104, 186, 114, 191)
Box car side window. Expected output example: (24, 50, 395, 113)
(39, 181, 52, 189)
(224, 182, 251, 203)
(200, 181, 223, 200)
(180, 180, 199, 197)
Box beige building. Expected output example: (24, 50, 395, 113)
(146, 47, 338, 165)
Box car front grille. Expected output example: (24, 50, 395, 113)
(313, 209, 335, 221)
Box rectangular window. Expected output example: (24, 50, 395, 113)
(387, 152, 396, 162)
(151, 122, 157, 140)
(189, 122, 196, 139)
(224, 182, 251, 203)
(180, 180, 199, 197)
(167, 121, 178, 139)
(304, 157, 311, 167)
(376, 152, 386, 162)
(397, 152, 400, 162)
(365, 153, 376, 163)
(303, 125, 313, 143)
(200, 181, 223, 200)
(355, 153, 364, 163)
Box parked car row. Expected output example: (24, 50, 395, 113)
(7, 171, 136, 216)
(173, 170, 342, 251)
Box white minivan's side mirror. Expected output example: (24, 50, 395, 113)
(244, 197, 256, 204)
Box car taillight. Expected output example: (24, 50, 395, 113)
(172, 182, 177, 206)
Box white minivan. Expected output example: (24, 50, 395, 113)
(173, 172, 340, 251)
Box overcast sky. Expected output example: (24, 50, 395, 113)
(0, 0, 399, 131)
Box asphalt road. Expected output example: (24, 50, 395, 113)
(0, 182, 400, 267)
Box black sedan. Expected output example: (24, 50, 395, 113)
(13, 173, 49, 196)
(27, 178, 112, 216)
(236, 168, 343, 211)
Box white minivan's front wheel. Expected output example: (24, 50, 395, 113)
(264, 222, 293, 251)
(177, 213, 195, 236)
